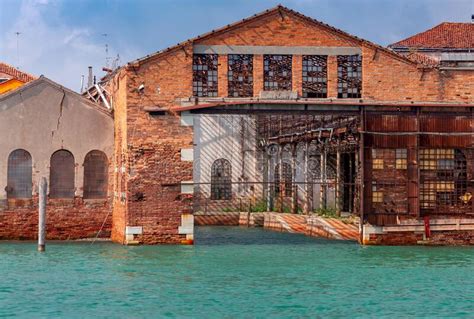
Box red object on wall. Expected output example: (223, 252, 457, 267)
(424, 216, 431, 238)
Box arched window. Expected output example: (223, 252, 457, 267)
(83, 151, 108, 199)
(274, 163, 292, 197)
(211, 159, 232, 200)
(50, 150, 75, 198)
(7, 149, 32, 199)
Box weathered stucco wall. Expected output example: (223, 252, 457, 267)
(0, 78, 114, 239)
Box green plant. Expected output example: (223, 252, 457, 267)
(250, 199, 268, 212)
(313, 208, 339, 218)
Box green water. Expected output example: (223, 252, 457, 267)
(0, 227, 473, 318)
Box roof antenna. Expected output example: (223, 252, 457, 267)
(15, 31, 21, 69)
(102, 33, 109, 68)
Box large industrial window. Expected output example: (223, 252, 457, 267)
(211, 159, 232, 200)
(83, 150, 108, 199)
(228, 54, 253, 97)
(337, 55, 362, 98)
(302, 55, 327, 98)
(193, 54, 218, 97)
(50, 150, 75, 198)
(7, 149, 32, 199)
(274, 163, 292, 197)
(420, 149, 468, 210)
(264, 55, 292, 91)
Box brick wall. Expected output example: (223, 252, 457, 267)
(107, 8, 473, 244)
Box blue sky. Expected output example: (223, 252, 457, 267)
(1, 0, 472, 91)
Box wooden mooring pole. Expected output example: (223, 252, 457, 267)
(38, 177, 47, 252)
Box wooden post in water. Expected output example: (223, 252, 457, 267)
(38, 177, 47, 252)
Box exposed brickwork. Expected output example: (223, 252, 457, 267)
(0, 197, 111, 240)
(104, 6, 473, 245)
(365, 231, 474, 245)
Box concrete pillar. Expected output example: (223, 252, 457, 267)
(38, 177, 47, 252)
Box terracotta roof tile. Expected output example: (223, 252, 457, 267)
(0, 62, 37, 83)
(390, 22, 474, 49)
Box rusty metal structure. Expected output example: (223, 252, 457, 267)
(302, 55, 328, 98)
(228, 54, 254, 97)
(264, 55, 292, 91)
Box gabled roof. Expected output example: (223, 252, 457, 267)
(128, 5, 418, 68)
(0, 62, 36, 83)
(389, 22, 474, 49)
(0, 76, 112, 116)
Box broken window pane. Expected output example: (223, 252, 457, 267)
(7, 149, 32, 199)
(302, 55, 327, 98)
(193, 54, 218, 97)
(228, 54, 253, 97)
(264, 55, 292, 91)
(337, 55, 362, 98)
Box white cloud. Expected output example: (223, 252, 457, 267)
(1, 0, 108, 91)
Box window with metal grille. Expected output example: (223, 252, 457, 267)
(395, 149, 407, 169)
(264, 55, 292, 91)
(193, 54, 218, 97)
(302, 55, 327, 98)
(211, 159, 232, 200)
(420, 149, 468, 210)
(372, 149, 394, 170)
(83, 150, 108, 199)
(337, 55, 362, 98)
(7, 149, 32, 199)
(228, 54, 253, 97)
(274, 163, 292, 197)
(372, 185, 383, 203)
(50, 150, 75, 198)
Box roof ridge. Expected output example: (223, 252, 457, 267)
(127, 5, 418, 68)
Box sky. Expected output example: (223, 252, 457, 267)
(0, 0, 473, 91)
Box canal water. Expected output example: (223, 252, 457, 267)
(0, 226, 473, 318)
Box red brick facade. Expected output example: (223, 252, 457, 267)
(102, 6, 472, 245)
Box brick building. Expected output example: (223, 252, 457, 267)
(96, 6, 473, 245)
(2, 5, 473, 245)
(0, 77, 114, 240)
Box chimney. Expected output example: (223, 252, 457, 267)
(87, 66, 93, 88)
